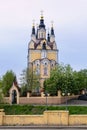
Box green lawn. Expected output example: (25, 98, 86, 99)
(0, 104, 87, 115)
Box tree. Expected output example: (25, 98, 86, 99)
(0, 78, 4, 103)
(1, 70, 15, 96)
(73, 69, 87, 94)
(20, 67, 40, 95)
(44, 63, 87, 96)
(44, 63, 67, 95)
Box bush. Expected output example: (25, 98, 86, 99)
(0, 105, 87, 115)
(0, 92, 4, 103)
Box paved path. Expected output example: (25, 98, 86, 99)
(61, 99, 87, 106)
(0, 126, 87, 129)
(0, 128, 84, 130)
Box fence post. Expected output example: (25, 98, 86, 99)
(0, 109, 5, 125)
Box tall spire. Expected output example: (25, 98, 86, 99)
(32, 19, 35, 35)
(39, 10, 45, 28)
(51, 21, 54, 35)
(47, 28, 50, 42)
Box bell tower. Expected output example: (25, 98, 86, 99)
(27, 13, 58, 93)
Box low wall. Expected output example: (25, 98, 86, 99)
(4, 93, 78, 105)
(1, 109, 87, 126)
(19, 95, 78, 105)
(19, 97, 61, 105)
(69, 115, 87, 125)
(0, 110, 69, 126)
(3, 115, 44, 125)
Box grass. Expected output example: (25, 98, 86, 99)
(0, 104, 87, 115)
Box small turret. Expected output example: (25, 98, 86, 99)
(47, 31, 50, 42)
(31, 20, 36, 41)
(32, 20, 35, 35)
(39, 11, 45, 29)
(51, 21, 55, 36)
(51, 27, 54, 35)
(50, 21, 55, 42)
(37, 11, 46, 39)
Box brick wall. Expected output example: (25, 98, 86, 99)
(19, 96, 78, 105)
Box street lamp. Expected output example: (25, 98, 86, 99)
(45, 92, 48, 110)
(62, 91, 70, 110)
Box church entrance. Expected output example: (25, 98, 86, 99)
(12, 90, 17, 104)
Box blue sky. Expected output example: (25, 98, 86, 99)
(0, 0, 87, 81)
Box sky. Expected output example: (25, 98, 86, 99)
(0, 0, 87, 81)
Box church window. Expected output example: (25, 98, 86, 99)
(36, 64, 40, 75)
(36, 67, 40, 75)
(45, 62, 47, 65)
(42, 42, 46, 49)
(41, 32, 44, 38)
(39, 33, 40, 39)
(44, 67, 47, 75)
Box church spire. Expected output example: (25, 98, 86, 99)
(32, 20, 35, 35)
(51, 21, 54, 35)
(47, 28, 50, 42)
(39, 10, 45, 29)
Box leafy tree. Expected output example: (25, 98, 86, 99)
(0, 78, 2, 90)
(44, 63, 67, 95)
(44, 64, 87, 96)
(0, 78, 4, 103)
(73, 69, 87, 94)
(20, 67, 40, 95)
(79, 69, 87, 90)
(1, 70, 15, 96)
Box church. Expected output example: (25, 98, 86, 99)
(27, 13, 58, 93)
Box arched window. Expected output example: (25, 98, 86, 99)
(36, 64, 40, 75)
(42, 42, 46, 49)
(44, 67, 47, 75)
(36, 68, 40, 75)
(41, 32, 43, 38)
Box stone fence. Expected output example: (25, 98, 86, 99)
(0, 109, 87, 126)
(4, 93, 78, 105)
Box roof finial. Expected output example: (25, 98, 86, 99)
(32, 19, 35, 27)
(51, 21, 54, 28)
(48, 27, 49, 33)
(36, 23, 39, 29)
(51, 21, 54, 35)
(40, 10, 44, 19)
(39, 10, 45, 28)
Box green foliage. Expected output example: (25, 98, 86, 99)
(20, 85, 28, 97)
(1, 70, 15, 96)
(0, 104, 87, 115)
(0, 92, 4, 103)
(0, 104, 46, 115)
(27, 67, 40, 93)
(44, 63, 87, 95)
(20, 69, 28, 96)
(20, 68, 40, 94)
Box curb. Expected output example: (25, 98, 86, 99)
(0, 125, 87, 129)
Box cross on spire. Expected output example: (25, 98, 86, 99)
(41, 10, 44, 17)
(32, 19, 35, 26)
(51, 21, 54, 28)
(48, 27, 49, 33)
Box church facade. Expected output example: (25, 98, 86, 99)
(27, 14, 58, 92)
